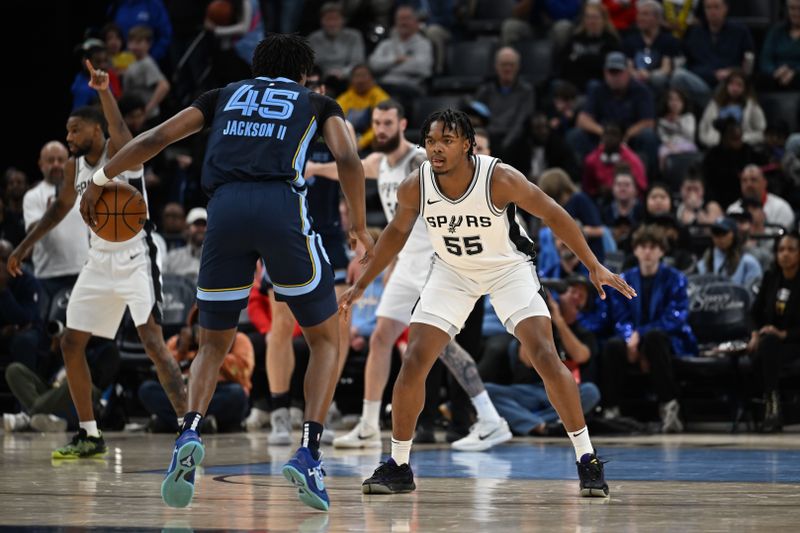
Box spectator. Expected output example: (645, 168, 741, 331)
(602, 165, 645, 229)
(124, 25, 170, 122)
(582, 122, 648, 199)
(539, 168, 606, 261)
(308, 2, 365, 84)
(648, 211, 695, 272)
(118, 93, 148, 135)
(702, 118, 764, 208)
(139, 305, 254, 432)
(676, 172, 723, 226)
(645, 182, 673, 219)
(473, 128, 491, 156)
(571, 52, 658, 173)
(368, 5, 433, 92)
(662, 0, 697, 38)
(546, 81, 579, 136)
(782, 133, 800, 206)
(758, 0, 800, 91)
(23, 141, 89, 299)
(71, 39, 122, 109)
(500, 0, 581, 50)
(728, 201, 773, 269)
(164, 207, 206, 283)
(727, 165, 795, 230)
(110, 0, 173, 62)
(747, 232, 800, 432)
(336, 64, 390, 152)
(657, 88, 698, 167)
(160, 202, 187, 250)
(530, 112, 580, 181)
(602, 0, 638, 32)
(671, 0, 754, 110)
(696, 216, 763, 286)
(475, 47, 535, 175)
(206, 0, 265, 86)
(0, 240, 46, 375)
(263, 0, 305, 34)
(557, 2, 621, 91)
(1, 168, 28, 248)
(601, 225, 697, 432)
(624, 0, 680, 94)
(484, 278, 600, 436)
(101, 22, 136, 76)
(698, 69, 766, 148)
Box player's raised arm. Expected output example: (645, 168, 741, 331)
(7, 159, 78, 276)
(339, 171, 420, 313)
(85, 60, 136, 161)
(491, 163, 637, 301)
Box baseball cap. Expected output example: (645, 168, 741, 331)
(711, 216, 737, 235)
(604, 51, 627, 71)
(186, 207, 207, 225)
(727, 204, 752, 221)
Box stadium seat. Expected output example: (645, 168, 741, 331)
(409, 95, 464, 129)
(515, 39, 554, 86)
(759, 92, 799, 133)
(431, 39, 499, 93)
(463, 0, 516, 35)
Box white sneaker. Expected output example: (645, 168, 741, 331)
(332, 418, 381, 449)
(289, 406, 304, 429)
(30, 414, 67, 433)
(451, 418, 512, 452)
(268, 408, 292, 445)
(321, 427, 335, 445)
(244, 407, 270, 431)
(3, 412, 30, 432)
(660, 399, 684, 433)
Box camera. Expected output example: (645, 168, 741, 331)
(46, 320, 66, 338)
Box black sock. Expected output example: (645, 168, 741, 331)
(181, 411, 203, 434)
(271, 392, 290, 410)
(301, 421, 323, 460)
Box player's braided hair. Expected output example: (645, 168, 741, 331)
(420, 109, 476, 157)
(251, 33, 315, 82)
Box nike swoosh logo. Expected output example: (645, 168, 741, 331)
(426, 199, 442, 205)
(130, 253, 141, 260)
(572, 429, 586, 438)
(357, 434, 374, 440)
(478, 429, 498, 440)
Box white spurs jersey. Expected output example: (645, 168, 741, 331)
(74, 141, 147, 252)
(419, 155, 536, 273)
(377, 145, 431, 260)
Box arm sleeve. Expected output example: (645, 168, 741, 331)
(190, 89, 222, 128)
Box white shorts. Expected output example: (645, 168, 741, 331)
(375, 252, 434, 324)
(66, 238, 162, 339)
(411, 258, 549, 338)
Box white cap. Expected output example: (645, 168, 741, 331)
(186, 207, 207, 225)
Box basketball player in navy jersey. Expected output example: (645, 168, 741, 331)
(340, 110, 636, 497)
(7, 61, 187, 459)
(81, 35, 373, 511)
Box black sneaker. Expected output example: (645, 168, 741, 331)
(576, 451, 609, 497)
(362, 458, 416, 494)
(52, 429, 108, 459)
(414, 423, 436, 444)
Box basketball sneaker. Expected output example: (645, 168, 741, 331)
(282, 447, 329, 511)
(332, 418, 381, 449)
(161, 429, 205, 508)
(244, 406, 270, 431)
(362, 459, 416, 494)
(576, 451, 609, 497)
(52, 429, 107, 459)
(451, 418, 512, 452)
(30, 414, 68, 433)
(268, 408, 292, 445)
(3, 412, 30, 432)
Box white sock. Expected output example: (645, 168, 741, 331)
(391, 437, 413, 466)
(470, 390, 501, 424)
(80, 420, 100, 438)
(362, 399, 381, 429)
(567, 426, 594, 461)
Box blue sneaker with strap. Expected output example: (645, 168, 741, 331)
(161, 429, 205, 508)
(281, 447, 329, 511)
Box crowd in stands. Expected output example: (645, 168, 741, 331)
(2, 0, 800, 438)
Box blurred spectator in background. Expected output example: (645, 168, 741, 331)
(602, 165, 645, 229)
(657, 88, 697, 167)
(728, 200, 773, 269)
(1, 169, 28, 248)
(546, 81, 579, 136)
(337, 64, 390, 152)
(501, 0, 581, 50)
(164, 207, 206, 284)
(263, 0, 305, 34)
(475, 47, 534, 175)
(160, 202, 187, 251)
(702, 118, 764, 208)
(698, 69, 766, 148)
(124, 25, 170, 122)
(582, 122, 648, 199)
(368, 5, 433, 94)
(71, 39, 122, 109)
(676, 172, 723, 226)
(101, 22, 136, 77)
(697, 216, 763, 286)
(662, 0, 697, 38)
(309, 2, 365, 87)
(530, 112, 579, 181)
(727, 165, 795, 230)
(671, 0, 754, 111)
(206, 0, 265, 86)
(644, 183, 673, 219)
(602, 0, 638, 33)
(118, 94, 148, 136)
(758, 0, 800, 91)
(110, 0, 172, 62)
(557, 2, 621, 92)
(624, 0, 679, 95)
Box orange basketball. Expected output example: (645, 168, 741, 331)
(91, 181, 147, 242)
(206, 0, 234, 25)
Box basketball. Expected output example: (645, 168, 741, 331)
(91, 181, 147, 242)
(206, 0, 233, 25)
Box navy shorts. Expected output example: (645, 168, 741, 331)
(196, 181, 336, 330)
(261, 230, 349, 289)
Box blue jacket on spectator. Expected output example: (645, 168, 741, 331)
(111, 0, 172, 61)
(612, 263, 698, 356)
(682, 20, 754, 87)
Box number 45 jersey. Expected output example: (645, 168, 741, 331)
(191, 76, 344, 195)
(420, 155, 536, 275)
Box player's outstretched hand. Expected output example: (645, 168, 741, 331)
(589, 264, 637, 300)
(79, 181, 103, 227)
(85, 59, 109, 91)
(6, 243, 31, 277)
(338, 284, 366, 321)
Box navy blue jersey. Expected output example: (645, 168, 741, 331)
(305, 140, 342, 238)
(191, 76, 344, 195)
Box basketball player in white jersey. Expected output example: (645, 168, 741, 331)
(341, 109, 637, 497)
(7, 61, 186, 458)
(308, 100, 512, 452)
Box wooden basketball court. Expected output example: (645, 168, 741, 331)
(1, 431, 798, 531)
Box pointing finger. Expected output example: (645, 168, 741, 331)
(84, 59, 96, 75)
